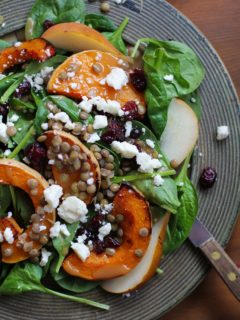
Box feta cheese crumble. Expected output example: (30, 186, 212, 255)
(100, 67, 128, 90)
(49, 221, 71, 238)
(4, 227, 14, 244)
(93, 115, 108, 129)
(0, 116, 9, 144)
(98, 223, 111, 241)
(44, 184, 63, 212)
(125, 121, 132, 137)
(39, 248, 52, 267)
(79, 96, 124, 116)
(163, 74, 174, 82)
(57, 196, 88, 224)
(153, 175, 164, 186)
(87, 132, 101, 143)
(136, 152, 162, 173)
(146, 139, 155, 149)
(111, 141, 139, 159)
(71, 242, 90, 262)
(216, 125, 229, 141)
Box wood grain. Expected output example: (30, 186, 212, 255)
(162, 0, 240, 319)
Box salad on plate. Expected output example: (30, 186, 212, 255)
(0, 0, 206, 310)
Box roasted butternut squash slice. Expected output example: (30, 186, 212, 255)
(0, 38, 55, 73)
(0, 217, 23, 238)
(44, 130, 101, 204)
(48, 50, 145, 110)
(0, 159, 55, 263)
(63, 185, 151, 280)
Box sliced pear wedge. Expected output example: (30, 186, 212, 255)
(160, 98, 199, 168)
(101, 212, 170, 293)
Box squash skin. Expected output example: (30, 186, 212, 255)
(63, 185, 152, 280)
(44, 130, 101, 204)
(47, 50, 145, 110)
(0, 159, 55, 263)
(0, 38, 55, 73)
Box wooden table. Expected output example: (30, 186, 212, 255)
(162, 1, 240, 319)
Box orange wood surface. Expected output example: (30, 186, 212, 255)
(162, 1, 240, 319)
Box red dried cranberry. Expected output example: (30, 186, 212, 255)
(88, 213, 104, 233)
(101, 118, 125, 143)
(14, 81, 31, 98)
(199, 167, 217, 188)
(93, 239, 105, 254)
(43, 20, 55, 31)
(24, 142, 47, 173)
(122, 101, 140, 120)
(129, 69, 147, 92)
(0, 103, 9, 123)
(130, 128, 142, 139)
(103, 236, 121, 249)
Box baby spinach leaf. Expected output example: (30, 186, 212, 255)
(49, 95, 80, 122)
(11, 97, 36, 111)
(0, 40, 11, 50)
(164, 155, 198, 254)
(95, 142, 121, 174)
(51, 261, 100, 293)
(0, 264, 12, 284)
(0, 185, 11, 215)
(132, 177, 180, 214)
(85, 14, 116, 32)
(135, 39, 205, 136)
(25, 55, 67, 75)
(31, 90, 49, 135)
(182, 90, 201, 119)
(14, 188, 35, 224)
(0, 262, 109, 310)
(0, 77, 24, 103)
(52, 222, 79, 273)
(25, 0, 86, 39)
(8, 109, 34, 145)
(102, 17, 129, 55)
(0, 73, 24, 93)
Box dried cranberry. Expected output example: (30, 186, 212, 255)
(122, 101, 140, 121)
(93, 239, 105, 254)
(199, 167, 217, 189)
(24, 142, 47, 173)
(43, 20, 55, 31)
(14, 81, 31, 98)
(130, 128, 142, 139)
(103, 236, 121, 249)
(129, 69, 147, 92)
(88, 213, 105, 233)
(0, 103, 9, 123)
(121, 158, 138, 170)
(101, 118, 125, 143)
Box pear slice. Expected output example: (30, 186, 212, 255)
(101, 213, 170, 294)
(160, 98, 199, 168)
(42, 22, 129, 62)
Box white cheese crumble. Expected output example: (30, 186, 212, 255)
(3, 149, 11, 157)
(9, 114, 19, 123)
(41, 123, 48, 130)
(77, 234, 87, 244)
(57, 196, 88, 224)
(87, 178, 94, 185)
(125, 121, 132, 137)
(216, 125, 229, 141)
(48, 111, 70, 124)
(14, 41, 22, 47)
(4, 227, 14, 244)
(101, 67, 128, 90)
(93, 115, 108, 129)
(153, 175, 164, 186)
(24, 66, 53, 91)
(0, 231, 3, 243)
(39, 248, 52, 267)
(44, 184, 63, 212)
(163, 74, 174, 82)
(190, 97, 196, 103)
(87, 132, 101, 143)
(98, 223, 112, 241)
(79, 96, 124, 116)
(49, 221, 70, 238)
(136, 152, 162, 173)
(71, 242, 90, 262)
(0, 116, 9, 144)
(111, 141, 139, 159)
(146, 139, 155, 149)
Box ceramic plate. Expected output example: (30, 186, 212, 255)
(0, 0, 239, 319)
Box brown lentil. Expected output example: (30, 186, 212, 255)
(106, 190, 115, 199)
(90, 144, 101, 152)
(107, 214, 115, 223)
(52, 135, 62, 146)
(37, 135, 47, 142)
(72, 145, 80, 152)
(101, 168, 112, 177)
(82, 162, 91, 172)
(30, 189, 38, 196)
(58, 71, 68, 80)
(2, 248, 13, 257)
(52, 122, 63, 131)
(29, 231, 40, 241)
(71, 182, 79, 193)
(106, 154, 114, 163)
(23, 241, 33, 252)
(92, 63, 103, 73)
(29, 248, 39, 257)
(96, 192, 104, 201)
(6, 126, 17, 137)
(134, 249, 143, 258)
(79, 192, 87, 201)
(111, 223, 118, 232)
(170, 159, 178, 169)
(116, 213, 124, 223)
(61, 142, 71, 153)
(27, 178, 38, 190)
(78, 181, 87, 191)
(110, 183, 120, 193)
(100, 1, 111, 12)
(139, 227, 149, 237)
(32, 223, 40, 234)
(80, 172, 90, 181)
(101, 180, 109, 189)
(87, 124, 94, 133)
(31, 213, 41, 223)
(100, 198, 109, 206)
(105, 163, 114, 170)
(86, 184, 96, 194)
(94, 152, 102, 160)
(80, 111, 89, 120)
(39, 235, 48, 245)
(83, 132, 90, 141)
(69, 150, 79, 161)
(73, 158, 81, 170)
(117, 228, 124, 237)
(105, 248, 116, 256)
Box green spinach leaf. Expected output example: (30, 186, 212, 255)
(0, 40, 11, 50)
(132, 177, 180, 214)
(51, 261, 100, 293)
(164, 155, 198, 254)
(25, 0, 86, 39)
(0, 262, 109, 310)
(0, 264, 12, 284)
(85, 14, 116, 32)
(0, 77, 24, 103)
(0, 73, 24, 94)
(31, 90, 49, 135)
(49, 95, 80, 122)
(14, 188, 35, 224)
(102, 17, 128, 54)
(11, 97, 36, 111)
(0, 185, 11, 215)
(182, 90, 201, 119)
(25, 55, 67, 75)
(52, 222, 79, 273)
